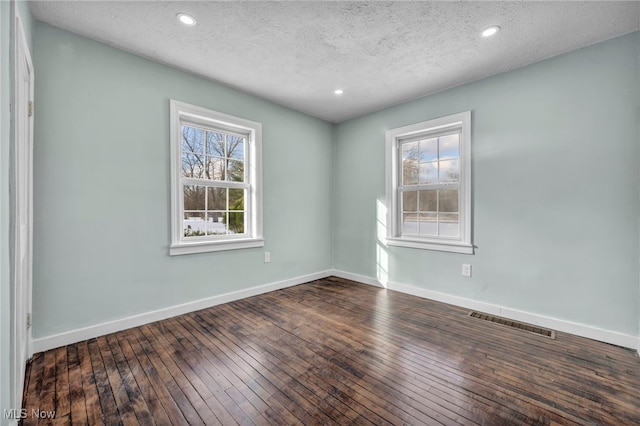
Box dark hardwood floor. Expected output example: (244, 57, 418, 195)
(22, 277, 640, 425)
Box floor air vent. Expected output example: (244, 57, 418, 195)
(469, 311, 556, 339)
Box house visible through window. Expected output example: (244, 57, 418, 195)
(170, 100, 263, 255)
(385, 111, 472, 254)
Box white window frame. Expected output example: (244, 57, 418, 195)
(169, 100, 263, 255)
(385, 111, 473, 254)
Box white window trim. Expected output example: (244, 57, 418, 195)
(385, 111, 473, 254)
(169, 100, 264, 255)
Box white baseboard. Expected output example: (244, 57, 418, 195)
(32, 270, 333, 353)
(30, 269, 640, 353)
(332, 269, 639, 350)
(330, 269, 385, 288)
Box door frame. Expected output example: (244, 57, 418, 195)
(10, 3, 34, 413)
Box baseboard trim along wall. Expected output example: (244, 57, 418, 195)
(330, 269, 640, 351)
(329, 269, 385, 288)
(32, 268, 639, 353)
(32, 270, 333, 353)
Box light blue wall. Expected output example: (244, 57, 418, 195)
(334, 32, 640, 336)
(32, 23, 334, 338)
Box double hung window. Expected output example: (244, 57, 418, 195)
(385, 111, 472, 254)
(169, 100, 263, 255)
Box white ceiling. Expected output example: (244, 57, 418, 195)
(30, 1, 640, 123)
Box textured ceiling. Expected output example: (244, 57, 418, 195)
(29, 1, 640, 123)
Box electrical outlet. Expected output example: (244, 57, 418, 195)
(264, 251, 271, 263)
(462, 264, 472, 277)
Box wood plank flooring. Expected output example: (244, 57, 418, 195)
(22, 277, 640, 425)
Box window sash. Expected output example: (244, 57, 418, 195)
(398, 185, 461, 240)
(181, 177, 249, 189)
(179, 122, 247, 183)
(180, 182, 250, 240)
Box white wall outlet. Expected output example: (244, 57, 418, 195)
(264, 251, 271, 263)
(462, 264, 472, 277)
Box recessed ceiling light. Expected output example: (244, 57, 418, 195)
(481, 26, 500, 38)
(177, 13, 196, 26)
(334, 89, 344, 95)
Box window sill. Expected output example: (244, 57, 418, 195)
(386, 237, 474, 254)
(170, 238, 265, 256)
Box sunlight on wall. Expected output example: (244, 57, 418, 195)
(376, 199, 389, 287)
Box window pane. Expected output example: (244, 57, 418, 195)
(227, 159, 244, 182)
(402, 213, 418, 235)
(228, 212, 245, 234)
(402, 141, 419, 162)
(183, 185, 205, 210)
(206, 132, 225, 156)
(439, 213, 459, 237)
(419, 161, 438, 184)
(418, 190, 437, 212)
(206, 212, 227, 235)
(183, 212, 205, 237)
(439, 134, 459, 159)
(207, 157, 225, 181)
(419, 213, 437, 236)
(207, 187, 226, 211)
(419, 138, 438, 162)
(402, 142, 419, 186)
(402, 161, 418, 185)
(402, 191, 417, 212)
(439, 189, 458, 213)
(229, 188, 244, 211)
(182, 153, 205, 178)
(227, 135, 245, 160)
(182, 126, 204, 154)
(439, 159, 460, 182)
